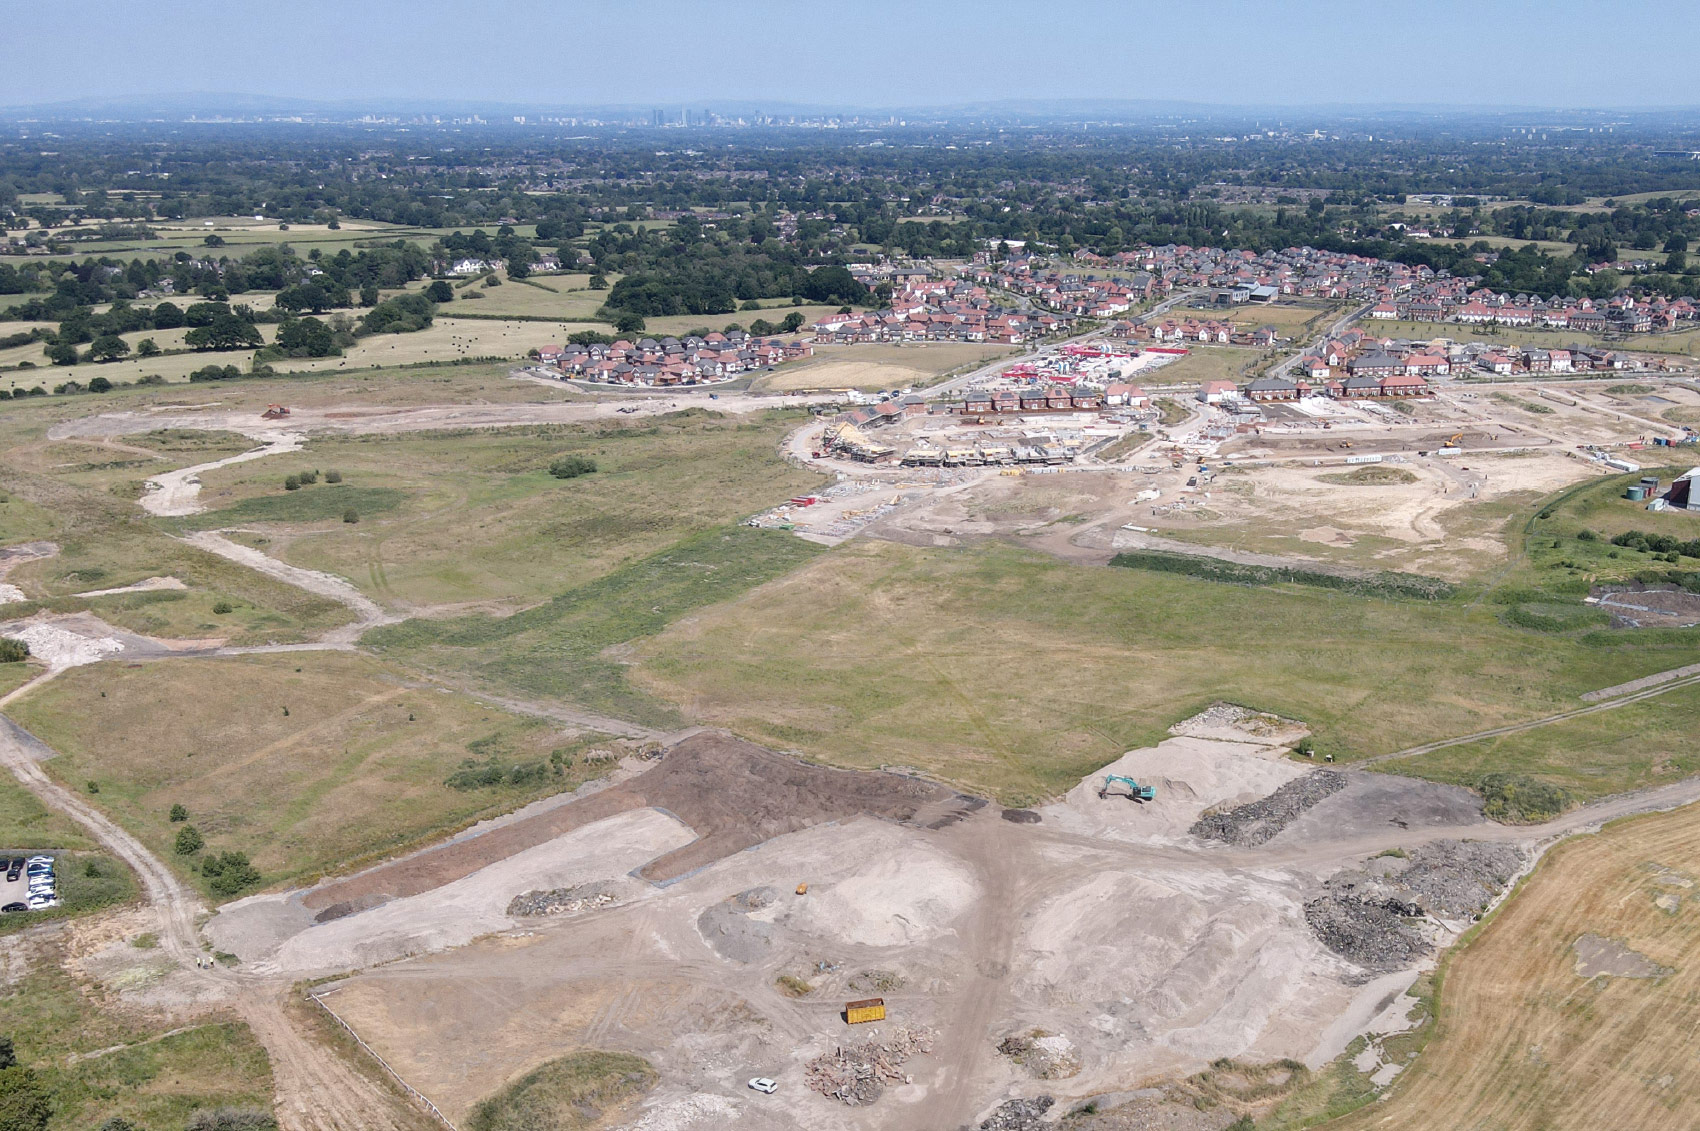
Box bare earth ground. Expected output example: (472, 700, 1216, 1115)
(190, 710, 1646, 1131)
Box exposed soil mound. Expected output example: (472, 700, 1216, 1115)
(980, 1095, 1054, 1130)
(507, 882, 619, 918)
(304, 732, 968, 910)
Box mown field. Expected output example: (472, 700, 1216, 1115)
(1143, 346, 1263, 387)
(1332, 803, 1700, 1131)
(7, 652, 619, 895)
(180, 409, 823, 609)
(629, 537, 1700, 804)
(751, 342, 1016, 392)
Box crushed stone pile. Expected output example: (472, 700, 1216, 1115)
(1306, 839, 1526, 972)
(1191, 770, 1347, 846)
(979, 1096, 1055, 1130)
(998, 1031, 1082, 1079)
(804, 1026, 933, 1106)
(506, 882, 618, 918)
(696, 886, 779, 965)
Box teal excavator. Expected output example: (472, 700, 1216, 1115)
(1099, 775, 1155, 802)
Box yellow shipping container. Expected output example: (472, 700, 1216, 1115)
(844, 998, 886, 1025)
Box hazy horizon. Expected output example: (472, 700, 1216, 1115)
(1, 0, 1694, 114)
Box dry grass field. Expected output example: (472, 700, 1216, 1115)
(1335, 803, 1700, 1131)
(6, 652, 613, 894)
(182, 409, 821, 609)
(751, 342, 1016, 392)
(1142, 346, 1263, 387)
(629, 538, 1700, 804)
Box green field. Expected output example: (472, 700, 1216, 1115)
(179, 409, 824, 609)
(629, 535, 1700, 804)
(1146, 347, 1263, 387)
(0, 937, 272, 1131)
(369, 525, 823, 730)
(6, 652, 620, 895)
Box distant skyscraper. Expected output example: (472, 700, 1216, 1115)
(651, 108, 663, 127)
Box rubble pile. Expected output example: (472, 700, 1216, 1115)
(506, 882, 619, 918)
(997, 1031, 1082, 1079)
(803, 1026, 934, 1106)
(1191, 770, 1347, 846)
(979, 1096, 1055, 1130)
(1306, 839, 1526, 972)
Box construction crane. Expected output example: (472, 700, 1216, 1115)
(1099, 775, 1155, 801)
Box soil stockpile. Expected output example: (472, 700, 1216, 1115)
(304, 731, 967, 910)
(979, 1096, 1055, 1130)
(1191, 770, 1348, 846)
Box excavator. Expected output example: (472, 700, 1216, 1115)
(1099, 775, 1155, 802)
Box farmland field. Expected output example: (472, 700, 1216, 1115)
(1333, 803, 1700, 1131)
(6, 651, 621, 895)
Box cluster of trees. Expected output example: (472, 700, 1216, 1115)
(1610, 529, 1700, 558)
(172, 824, 261, 896)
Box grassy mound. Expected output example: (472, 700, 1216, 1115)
(1478, 772, 1572, 823)
(1316, 466, 1419, 486)
(467, 1051, 656, 1131)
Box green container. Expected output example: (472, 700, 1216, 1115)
(1627, 486, 1646, 501)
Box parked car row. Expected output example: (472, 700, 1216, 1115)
(0, 855, 56, 912)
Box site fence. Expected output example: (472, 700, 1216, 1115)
(309, 986, 461, 1131)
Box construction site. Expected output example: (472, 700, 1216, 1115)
(190, 714, 1558, 1131)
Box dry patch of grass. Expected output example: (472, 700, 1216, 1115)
(1317, 466, 1420, 486)
(1330, 803, 1700, 1130)
(752, 342, 1015, 393)
(7, 652, 615, 894)
(631, 539, 1700, 804)
(467, 1051, 656, 1131)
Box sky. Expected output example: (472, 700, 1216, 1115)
(1, 0, 1695, 113)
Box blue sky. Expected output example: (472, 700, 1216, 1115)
(0, 0, 1693, 111)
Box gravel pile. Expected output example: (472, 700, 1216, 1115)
(804, 1026, 934, 1106)
(1306, 839, 1525, 972)
(506, 882, 618, 918)
(979, 1096, 1054, 1130)
(1395, 841, 1524, 916)
(1191, 770, 1347, 846)
(696, 887, 779, 965)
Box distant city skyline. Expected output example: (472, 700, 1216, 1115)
(1, 0, 1696, 113)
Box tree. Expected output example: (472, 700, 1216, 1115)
(88, 335, 130, 362)
(588, 273, 608, 290)
(202, 234, 224, 247)
(87, 376, 113, 393)
(424, 280, 454, 303)
(136, 337, 161, 357)
(0, 1062, 51, 1131)
(44, 342, 78, 366)
(274, 316, 336, 357)
(174, 826, 204, 855)
(779, 311, 805, 333)
(549, 455, 597, 479)
(283, 475, 301, 491)
(359, 283, 379, 307)
(185, 313, 262, 351)
(342, 509, 359, 523)
(150, 301, 185, 329)
(169, 803, 188, 822)
(614, 311, 646, 334)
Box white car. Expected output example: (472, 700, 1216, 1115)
(747, 1078, 777, 1095)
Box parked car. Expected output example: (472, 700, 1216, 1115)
(4, 859, 20, 882)
(26, 856, 51, 867)
(0, 903, 24, 913)
(747, 1078, 778, 1095)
